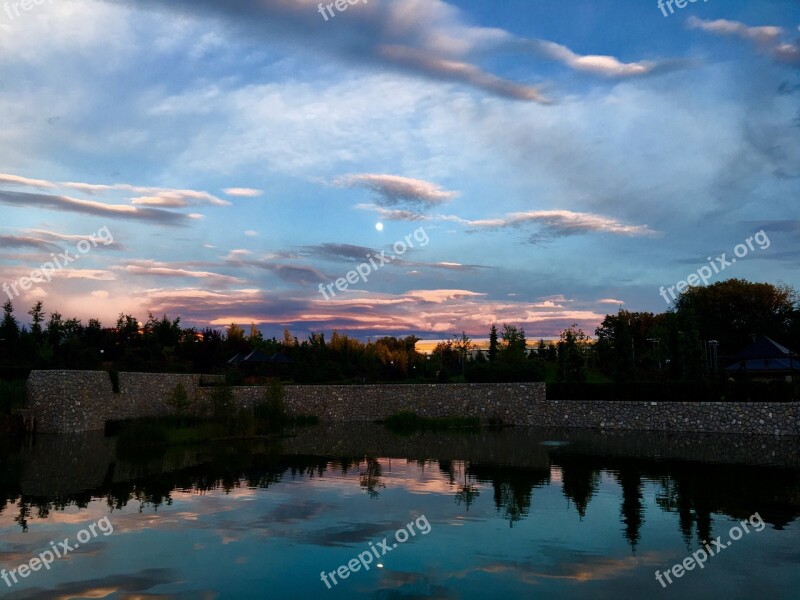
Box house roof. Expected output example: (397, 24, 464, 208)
(227, 352, 244, 365)
(227, 351, 294, 365)
(731, 336, 794, 359)
(242, 350, 273, 363)
(725, 358, 800, 373)
(725, 336, 799, 373)
(269, 352, 293, 364)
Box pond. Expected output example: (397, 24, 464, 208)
(0, 424, 798, 599)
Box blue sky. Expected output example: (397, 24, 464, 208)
(0, 0, 798, 340)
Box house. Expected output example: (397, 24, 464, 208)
(227, 351, 293, 377)
(725, 336, 800, 385)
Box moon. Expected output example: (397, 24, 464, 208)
(375, 222, 384, 231)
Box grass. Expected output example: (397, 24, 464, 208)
(382, 410, 480, 434)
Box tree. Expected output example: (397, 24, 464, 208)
(488, 324, 499, 362)
(116, 314, 140, 346)
(500, 325, 527, 363)
(0, 300, 19, 345)
(432, 340, 458, 375)
(45, 312, 64, 348)
(248, 323, 264, 344)
(282, 328, 297, 348)
(595, 310, 664, 381)
(165, 382, 192, 419)
(674, 279, 797, 353)
(452, 332, 474, 374)
(28, 301, 45, 344)
(557, 324, 589, 383)
(146, 313, 181, 348)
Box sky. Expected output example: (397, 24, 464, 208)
(0, 0, 798, 341)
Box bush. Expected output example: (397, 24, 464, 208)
(165, 382, 192, 418)
(0, 380, 25, 415)
(255, 380, 286, 425)
(210, 385, 235, 421)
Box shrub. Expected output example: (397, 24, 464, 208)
(255, 380, 286, 425)
(210, 385, 235, 422)
(0, 380, 25, 415)
(165, 382, 192, 418)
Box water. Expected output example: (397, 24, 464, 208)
(1, 424, 798, 599)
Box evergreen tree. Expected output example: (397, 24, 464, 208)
(1, 300, 19, 345)
(28, 301, 45, 344)
(488, 324, 499, 362)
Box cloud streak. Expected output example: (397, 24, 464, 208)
(688, 17, 800, 64)
(104, 0, 673, 105)
(0, 190, 192, 225)
(442, 210, 656, 239)
(521, 39, 687, 78)
(337, 174, 458, 208)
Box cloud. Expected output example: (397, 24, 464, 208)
(337, 174, 458, 208)
(521, 39, 687, 78)
(60, 182, 228, 206)
(117, 260, 245, 285)
(224, 249, 253, 261)
(377, 44, 552, 103)
(222, 252, 329, 285)
(106, 0, 681, 103)
(0, 229, 123, 253)
(101, 0, 553, 102)
(0, 174, 56, 189)
(24, 229, 125, 250)
(442, 210, 656, 239)
(531, 300, 564, 308)
(354, 203, 431, 222)
(687, 17, 800, 64)
(129, 189, 231, 207)
(0, 173, 226, 223)
(306, 243, 374, 262)
(303, 243, 484, 272)
(597, 298, 625, 305)
(0, 234, 60, 251)
(223, 187, 263, 198)
(0, 175, 232, 207)
(0, 189, 192, 225)
(405, 289, 486, 303)
(61, 269, 117, 280)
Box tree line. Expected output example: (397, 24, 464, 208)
(0, 278, 797, 386)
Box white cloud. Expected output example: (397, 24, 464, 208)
(223, 188, 263, 198)
(688, 17, 800, 64)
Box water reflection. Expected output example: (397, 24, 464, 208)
(0, 425, 798, 598)
(2, 426, 799, 544)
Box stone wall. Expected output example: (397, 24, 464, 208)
(215, 383, 546, 423)
(24, 371, 800, 435)
(26, 372, 547, 434)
